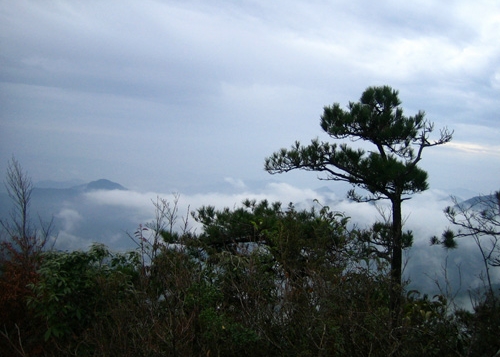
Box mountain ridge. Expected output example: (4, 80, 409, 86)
(74, 179, 127, 192)
(34, 179, 127, 192)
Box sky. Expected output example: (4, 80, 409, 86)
(1, 0, 500, 195)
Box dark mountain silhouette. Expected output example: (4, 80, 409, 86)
(26, 179, 127, 210)
(75, 179, 127, 192)
(456, 192, 499, 211)
(34, 179, 127, 192)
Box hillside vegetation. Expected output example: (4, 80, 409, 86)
(1, 193, 499, 356)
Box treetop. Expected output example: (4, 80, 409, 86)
(265, 85, 452, 202)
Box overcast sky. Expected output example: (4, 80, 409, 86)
(1, 0, 499, 195)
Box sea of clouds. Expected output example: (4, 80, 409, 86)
(8, 178, 494, 310)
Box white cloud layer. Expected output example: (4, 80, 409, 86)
(69, 182, 496, 308)
(56, 208, 83, 232)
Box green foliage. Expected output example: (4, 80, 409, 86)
(400, 292, 467, 356)
(27, 243, 139, 349)
(197, 307, 260, 355)
(3, 192, 495, 356)
(456, 294, 500, 357)
(193, 199, 351, 262)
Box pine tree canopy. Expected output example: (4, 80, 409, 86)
(265, 85, 453, 202)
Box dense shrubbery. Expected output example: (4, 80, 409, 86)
(1, 197, 499, 356)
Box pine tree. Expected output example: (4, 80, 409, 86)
(265, 85, 452, 323)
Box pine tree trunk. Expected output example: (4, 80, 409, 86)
(390, 196, 403, 326)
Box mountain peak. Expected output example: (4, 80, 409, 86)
(84, 179, 127, 191)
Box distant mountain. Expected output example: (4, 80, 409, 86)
(456, 193, 498, 211)
(74, 179, 127, 192)
(0, 178, 136, 250)
(34, 179, 127, 192)
(2, 179, 118, 213)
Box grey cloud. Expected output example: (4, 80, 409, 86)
(56, 207, 83, 232)
(1, 0, 500, 196)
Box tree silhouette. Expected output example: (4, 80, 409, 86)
(265, 85, 452, 323)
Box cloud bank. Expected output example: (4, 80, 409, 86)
(53, 180, 492, 306)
